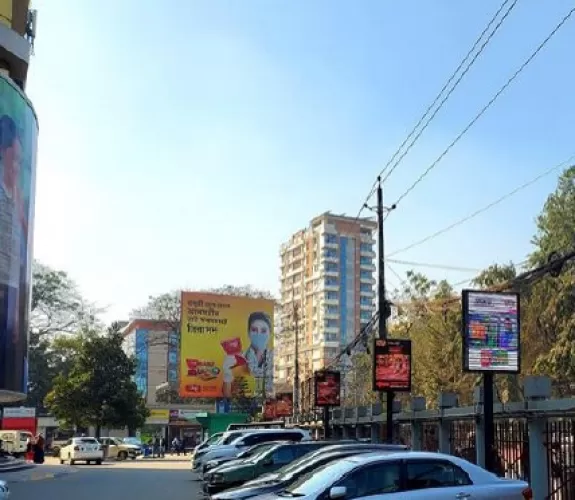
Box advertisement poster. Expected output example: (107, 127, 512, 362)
(314, 371, 341, 407)
(462, 290, 520, 373)
(274, 392, 294, 417)
(373, 339, 412, 392)
(179, 292, 274, 398)
(263, 399, 276, 420)
(0, 76, 37, 398)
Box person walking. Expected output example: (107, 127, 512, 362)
(172, 436, 180, 456)
(32, 434, 45, 464)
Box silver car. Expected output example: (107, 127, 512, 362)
(0, 480, 9, 499)
(252, 451, 531, 499)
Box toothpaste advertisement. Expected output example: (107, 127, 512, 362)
(179, 292, 274, 398)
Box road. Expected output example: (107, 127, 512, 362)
(4, 456, 200, 500)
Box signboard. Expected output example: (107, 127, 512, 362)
(274, 393, 294, 417)
(314, 371, 341, 407)
(2, 407, 35, 418)
(263, 400, 276, 420)
(373, 339, 412, 392)
(147, 409, 169, 425)
(462, 290, 520, 373)
(180, 292, 275, 398)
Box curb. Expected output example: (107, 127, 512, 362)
(7, 467, 78, 483)
(0, 464, 34, 473)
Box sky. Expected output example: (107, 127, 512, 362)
(25, 0, 575, 323)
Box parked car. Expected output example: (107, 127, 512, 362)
(0, 430, 33, 458)
(250, 451, 532, 499)
(204, 441, 338, 494)
(192, 429, 310, 471)
(211, 445, 408, 499)
(59, 437, 104, 465)
(201, 442, 287, 480)
(99, 437, 140, 460)
(0, 480, 8, 500)
(212, 444, 409, 499)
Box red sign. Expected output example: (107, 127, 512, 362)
(314, 371, 341, 407)
(263, 400, 277, 420)
(274, 393, 293, 417)
(373, 339, 412, 392)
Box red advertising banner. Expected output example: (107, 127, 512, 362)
(263, 400, 277, 420)
(373, 339, 412, 392)
(274, 393, 293, 417)
(314, 371, 341, 407)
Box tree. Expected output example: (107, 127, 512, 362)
(45, 328, 149, 436)
(27, 261, 98, 411)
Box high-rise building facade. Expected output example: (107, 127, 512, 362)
(275, 212, 377, 390)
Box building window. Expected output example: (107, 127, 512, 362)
(360, 256, 372, 266)
(325, 262, 338, 272)
(326, 305, 338, 314)
(360, 296, 372, 306)
(325, 319, 338, 328)
(360, 283, 372, 292)
(360, 270, 372, 280)
(360, 243, 373, 252)
(360, 228, 372, 236)
(361, 310, 372, 321)
(324, 248, 337, 259)
(325, 234, 338, 244)
(325, 277, 338, 286)
(325, 332, 338, 342)
(326, 291, 338, 300)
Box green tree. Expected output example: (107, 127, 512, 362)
(45, 328, 149, 436)
(27, 262, 97, 411)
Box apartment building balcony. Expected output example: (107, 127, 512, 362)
(360, 303, 375, 311)
(286, 266, 304, 278)
(323, 310, 339, 320)
(322, 296, 339, 306)
(323, 326, 339, 334)
(360, 288, 375, 297)
(360, 249, 376, 258)
(360, 262, 376, 272)
(360, 234, 376, 244)
(359, 276, 376, 285)
(321, 268, 339, 277)
(322, 283, 339, 292)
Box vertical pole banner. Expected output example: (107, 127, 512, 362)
(179, 292, 275, 399)
(0, 76, 38, 401)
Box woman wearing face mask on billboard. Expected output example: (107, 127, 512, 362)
(245, 312, 271, 378)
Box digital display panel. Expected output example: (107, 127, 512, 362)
(373, 339, 412, 392)
(314, 370, 341, 407)
(462, 290, 520, 373)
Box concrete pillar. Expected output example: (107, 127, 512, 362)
(411, 421, 423, 451)
(475, 418, 485, 468)
(342, 426, 351, 439)
(438, 392, 457, 455)
(528, 418, 548, 500)
(370, 423, 379, 443)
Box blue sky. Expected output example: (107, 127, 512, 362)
(26, 0, 575, 322)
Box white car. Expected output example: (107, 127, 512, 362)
(0, 480, 8, 499)
(254, 451, 532, 499)
(59, 437, 104, 465)
(192, 429, 310, 471)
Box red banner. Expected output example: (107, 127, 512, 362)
(314, 371, 341, 407)
(373, 339, 412, 392)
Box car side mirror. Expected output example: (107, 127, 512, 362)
(263, 456, 274, 466)
(329, 486, 347, 499)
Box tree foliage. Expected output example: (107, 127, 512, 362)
(344, 166, 575, 406)
(45, 328, 149, 435)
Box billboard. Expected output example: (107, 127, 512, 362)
(462, 290, 520, 373)
(262, 393, 293, 419)
(0, 75, 38, 401)
(179, 292, 274, 398)
(373, 339, 412, 392)
(314, 371, 341, 407)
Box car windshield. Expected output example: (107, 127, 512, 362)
(239, 442, 277, 459)
(249, 444, 282, 464)
(206, 433, 223, 445)
(123, 438, 142, 446)
(221, 432, 244, 445)
(282, 460, 355, 496)
(78, 438, 98, 444)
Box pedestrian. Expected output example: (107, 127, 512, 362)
(172, 436, 180, 456)
(153, 436, 160, 458)
(25, 436, 33, 462)
(159, 436, 165, 458)
(33, 434, 45, 464)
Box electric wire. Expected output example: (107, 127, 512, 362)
(392, 6, 575, 208)
(387, 258, 481, 273)
(356, 0, 519, 218)
(387, 154, 575, 257)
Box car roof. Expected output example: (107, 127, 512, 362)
(238, 429, 306, 436)
(342, 451, 465, 464)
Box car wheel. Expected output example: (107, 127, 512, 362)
(69, 456, 75, 466)
(130, 456, 136, 460)
(118, 451, 128, 461)
(59, 458, 64, 465)
(96, 459, 102, 465)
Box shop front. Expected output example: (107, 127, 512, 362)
(168, 410, 205, 449)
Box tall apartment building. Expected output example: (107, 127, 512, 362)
(275, 212, 377, 389)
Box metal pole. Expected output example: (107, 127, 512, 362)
(483, 373, 495, 472)
(293, 304, 300, 416)
(376, 177, 394, 444)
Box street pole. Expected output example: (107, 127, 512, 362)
(483, 373, 495, 472)
(376, 176, 394, 444)
(293, 303, 300, 418)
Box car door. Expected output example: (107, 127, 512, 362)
(394, 459, 480, 500)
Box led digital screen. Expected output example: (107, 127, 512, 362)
(462, 290, 520, 373)
(314, 370, 341, 407)
(373, 339, 412, 392)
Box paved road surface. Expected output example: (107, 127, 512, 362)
(5, 456, 200, 500)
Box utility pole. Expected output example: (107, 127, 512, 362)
(376, 176, 394, 444)
(292, 303, 300, 417)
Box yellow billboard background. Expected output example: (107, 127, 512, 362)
(0, 0, 12, 27)
(179, 292, 274, 399)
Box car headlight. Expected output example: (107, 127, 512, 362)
(0, 482, 8, 493)
(211, 473, 225, 484)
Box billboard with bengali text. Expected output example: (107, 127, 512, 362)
(179, 292, 274, 399)
(462, 290, 520, 373)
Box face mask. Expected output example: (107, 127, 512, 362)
(250, 332, 269, 351)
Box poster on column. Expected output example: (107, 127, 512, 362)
(0, 75, 38, 400)
(179, 292, 274, 398)
(373, 339, 412, 392)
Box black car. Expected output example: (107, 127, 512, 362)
(211, 444, 408, 500)
(201, 442, 287, 479)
